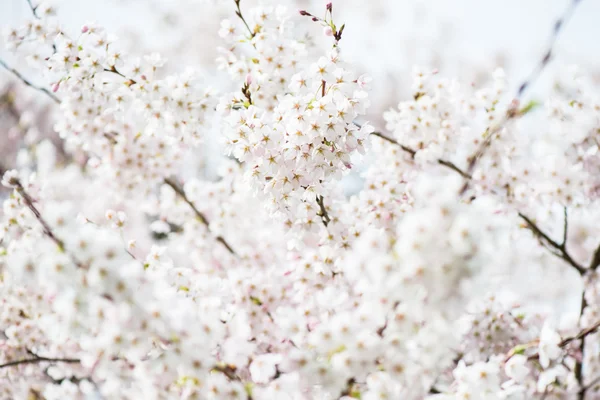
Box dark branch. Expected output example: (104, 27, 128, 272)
(370, 131, 471, 179)
(559, 319, 600, 348)
(590, 245, 600, 270)
(518, 212, 585, 274)
(0, 59, 59, 104)
(25, 0, 39, 18)
(14, 180, 83, 268)
(234, 0, 255, 38)
(371, 131, 415, 157)
(163, 177, 237, 256)
(316, 195, 331, 227)
(0, 356, 80, 370)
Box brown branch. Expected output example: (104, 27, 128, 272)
(372, 131, 586, 278)
(559, 319, 600, 348)
(371, 131, 415, 157)
(163, 177, 237, 256)
(234, 0, 255, 38)
(575, 293, 588, 400)
(104, 67, 137, 86)
(14, 179, 83, 268)
(0, 356, 80, 370)
(589, 245, 600, 270)
(316, 194, 331, 227)
(212, 364, 241, 381)
(582, 374, 600, 393)
(518, 212, 585, 274)
(370, 131, 472, 178)
(0, 59, 59, 104)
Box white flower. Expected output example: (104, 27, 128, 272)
(1, 169, 19, 188)
(504, 355, 529, 383)
(538, 321, 562, 368)
(250, 353, 282, 383)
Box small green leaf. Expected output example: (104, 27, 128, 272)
(250, 296, 263, 306)
(519, 100, 540, 115)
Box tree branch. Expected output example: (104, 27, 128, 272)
(372, 131, 585, 276)
(370, 131, 472, 178)
(234, 0, 255, 38)
(163, 177, 237, 256)
(0, 59, 59, 104)
(589, 244, 600, 270)
(0, 356, 80, 370)
(370, 131, 415, 157)
(518, 212, 585, 275)
(316, 194, 331, 227)
(14, 179, 84, 268)
(25, 0, 40, 18)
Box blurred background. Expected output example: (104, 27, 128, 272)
(2, 0, 600, 121)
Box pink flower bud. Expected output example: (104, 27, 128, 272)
(326, 2, 332, 12)
(324, 27, 333, 37)
(51, 82, 60, 93)
(245, 74, 252, 86)
(81, 25, 89, 33)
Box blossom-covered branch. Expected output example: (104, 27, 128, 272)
(518, 212, 585, 275)
(0, 59, 59, 103)
(0, 356, 80, 370)
(163, 177, 237, 256)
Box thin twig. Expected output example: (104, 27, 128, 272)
(559, 319, 600, 348)
(25, 0, 39, 18)
(371, 131, 415, 157)
(163, 178, 237, 256)
(0, 59, 59, 104)
(372, 130, 584, 276)
(371, 131, 472, 178)
(234, 0, 255, 38)
(0, 356, 79, 370)
(460, 0, 583, 193)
